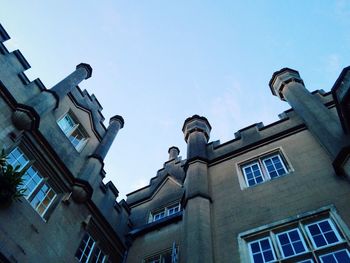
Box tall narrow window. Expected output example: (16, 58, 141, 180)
(75, 233, 108, 263)
(7, 147, 57, 218)
(243, 162, 264, 186)
(57, 112, 88, 152)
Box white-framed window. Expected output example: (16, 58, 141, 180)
(248, 237, 276, 263)
(241, 152, 288, 187)
(149, 203, 181, 223)
(57, 112, 88, 152)
(305, 219, 342, 249)
(276, 228, 307, 258)
(319, 249, 350, 263)
(240, 209, 350, 263)
(144, 245, 178, 263)
(167, 204, 180, 216)
(7, 147, 57, 218)
(75, 233, 108, 263)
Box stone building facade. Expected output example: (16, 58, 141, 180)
(1, 23, 350, 263)
(0, 24, 129, 262)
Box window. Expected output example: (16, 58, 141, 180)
(75, 233, 108, 263)
(319, 249, 350, 263)
(57, 112, 88, 152)
(276, 228, 307, 258)
(240, 209, 350, 263)
(149, 203, 181, 223)
(144, 244, 178, 263)
(241, 152, 288, 187)
(7, 147, 57, 218)
(248, 237, 276, 263)
(306, 219, 341, 248)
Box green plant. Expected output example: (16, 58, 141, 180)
(0, 149, 28, 204)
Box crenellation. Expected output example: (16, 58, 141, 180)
(2, 22, 350, 263)
(0, 23, 10, 42)
(12, 49, 30, 71)
(17, 71, 30, 85)
(235, 122, 264, 141)
(207, 112, 305, 161)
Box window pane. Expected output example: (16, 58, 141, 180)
(306, 219, 340, 248)
(320, 249, 350, 263)
(277, 228, 307, 258)
(30, 184, 56, 216)
(75, 233, 95, 263)
(263, 155, 287, 179)
(249, 238, 276, 263)
(91, 246, 106, 263)
(57, 113, 88, 151)
(243, 162, 264, 187)
(57, 114, 76, 134)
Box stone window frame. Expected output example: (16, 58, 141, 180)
(57, 110, 89, 152)
(238, 148, 292, 188)
(7, 146, 57, 220)
(148, 202, 181, 223)
(238, 205, 350, 263)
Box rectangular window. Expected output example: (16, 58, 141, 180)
(153, 211, 166, 221)
(240, 209, 349, 263)
(7, 147, 57, 218)
(167, 204, 180, 216)
(241, 152, 288, 187)
(262, 154, 287, 179)
(319, 249, 350, 263)
(276, 228, 307, 258)
(57, 112, 88, 152)
(150, 203, 181, 223)
(306, 219, 342, 248)
(75, 233, 108, 263)
(248, 237, 276, 263)
(243, 162, 264, 186)
(144, 249, 174, 263)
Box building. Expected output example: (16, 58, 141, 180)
(0, 24, 130, 262)
(1, 23, 350, 263)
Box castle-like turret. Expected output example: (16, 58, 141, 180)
(182, 115, 214, 263)
(12, 63, 92, 130)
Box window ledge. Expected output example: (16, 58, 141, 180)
(128, 211, 183, 238)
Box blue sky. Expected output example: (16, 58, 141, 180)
(1, 1, 349, 199)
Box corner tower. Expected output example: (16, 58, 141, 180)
(182, 115, 214, 263)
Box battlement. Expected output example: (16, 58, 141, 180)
(126, 152, 186, 206)
(0, 23, 129, 249)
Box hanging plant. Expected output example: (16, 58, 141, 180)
(0, 149, 28, 208)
